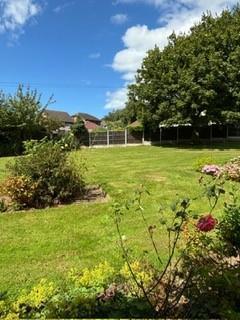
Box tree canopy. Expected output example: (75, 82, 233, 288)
(124, 7, 240, 131)
(0, 85, 54, 155)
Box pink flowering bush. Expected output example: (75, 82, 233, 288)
(201, 164, 221, 176)
(202, 156, 240, 182)
(222, 156, 240, 182)
(200, 156, 240, 183)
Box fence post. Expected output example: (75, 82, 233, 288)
(210, 125, 213, 143)
(176, 126, 179, 144)
(159, 127, 162, 145)
(125, 129, 128, 145)
(107, 130, 110, 147)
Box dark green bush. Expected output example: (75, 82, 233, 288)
(218, 189, 240, 257)
(180, 180, 240, 319)
(3, 139, 85, 208)
(0, 199, 7, 213)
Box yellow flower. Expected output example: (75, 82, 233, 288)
(120, 261, 154, 295)
(13, 279, 55, 313)
(69, 262, 115, 288)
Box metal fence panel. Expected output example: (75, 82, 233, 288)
(127, 131, 143, 144)
(109, 131, 125, 145)
(89, 132, 108, 146)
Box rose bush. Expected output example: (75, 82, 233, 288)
(196, 214, 218, 232)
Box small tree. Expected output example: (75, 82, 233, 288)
(71, 116, 88, 145)
(0, 85, 55, 155)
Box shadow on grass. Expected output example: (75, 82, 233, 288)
(150, 141, 240, 151)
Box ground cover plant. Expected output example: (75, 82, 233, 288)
(0, 145, 240, 297)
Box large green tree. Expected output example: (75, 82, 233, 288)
(125, 7, 240, 131)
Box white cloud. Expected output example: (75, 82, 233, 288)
(114, 0, 165, 5)
(0, 0, 41, 36)
(106, 0, 237, 109)
(53, 1, 75, 14)
(89, 52, 101, 59)
(105, 87, 128, 109)
(111, 13, 128, 24)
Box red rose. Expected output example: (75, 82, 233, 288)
(196, 214, 217, 232)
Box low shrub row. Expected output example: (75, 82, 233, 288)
(199, 155, 240, 182)
(0, 262, 153, 319)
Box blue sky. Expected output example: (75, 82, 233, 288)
(0, 0, 237, 118)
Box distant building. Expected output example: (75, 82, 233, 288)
(128, 120, 142, 128)
(43, 110, 74, 132)
(72, 112, 101, 132)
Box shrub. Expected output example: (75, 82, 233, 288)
(199, 156, 240, 181)
(12, 280, 56, 318)
(0, 199, 7, 213)
(182, 239, 240, 318)
(223, 156, 240, 182)
(218, 188, 240, 257)
(2, 263, 153, 319)
(56, 132, 80, 151)
(68, 262, 116, 290)
(120, 261, 154, 295)
(2, 139, 85, 209)
(201, 164, 221, 176)
(180, 178, 240, 318)
(1, 176, 39, 208)
(113, 175, 240, 318)
(71, 116, 89, 146)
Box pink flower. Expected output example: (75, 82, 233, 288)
(196, 214, 217, 232)
(201, 165, 221, 176)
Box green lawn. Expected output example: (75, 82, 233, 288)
(0, 145, 239, 295)
(0, 156, 10, 181)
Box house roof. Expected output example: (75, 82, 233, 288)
(85, 120, 100, 131)
(44, 110, 74, 124)
(73, 112, 100, 122)
(128, 120, 142, 128)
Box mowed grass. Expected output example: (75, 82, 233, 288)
(0, 156, 10, 181)
(0, 144, 240, 295)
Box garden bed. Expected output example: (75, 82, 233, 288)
(0, 185, 109, 213)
